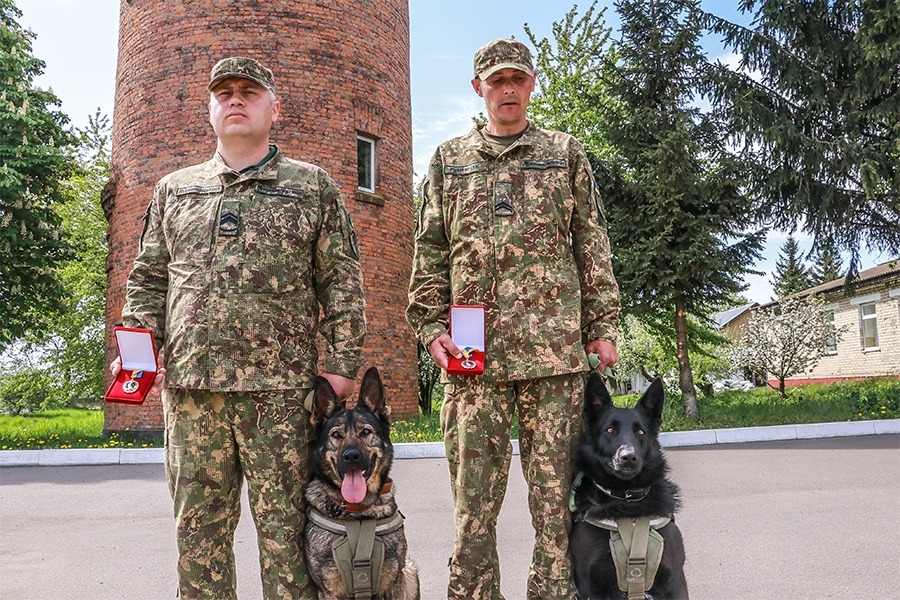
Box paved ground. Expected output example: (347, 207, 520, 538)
(1, 435, 898, 599)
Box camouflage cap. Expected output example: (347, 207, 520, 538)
(473, 38, 535, 80)
(208, 57, 276, 93)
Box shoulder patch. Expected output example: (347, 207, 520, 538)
(256, 183, 306, 199)
(522, 159, 568, 170)
(175, 185, 223, 196)
(444, 161, 490, 176)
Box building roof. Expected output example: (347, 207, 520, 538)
(760, 259, 899, 308)
(713, 303, 757, 328)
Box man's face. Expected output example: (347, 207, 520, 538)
(472, 67, 535, 133)
(208, 77, 279, 142)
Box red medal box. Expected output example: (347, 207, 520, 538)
(104, 327, 158, 405)
(447, 305, 485, 376)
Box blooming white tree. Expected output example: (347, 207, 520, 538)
(729, 296, 846, 398)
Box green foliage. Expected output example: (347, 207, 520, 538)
(702, 0, 900, 277)
(3, 112, 111, 409)
(0, 367, 54, 415)
(0, 0, 77, 348)
(525, 2, 618, 160)
(771, 234, 812, 296)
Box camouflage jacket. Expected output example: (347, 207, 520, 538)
(407, 124, 619, 382)
(122, 147, 366, 391)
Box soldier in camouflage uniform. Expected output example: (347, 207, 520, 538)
(406, 39, 620, 599)
(113, 57, 366, 600)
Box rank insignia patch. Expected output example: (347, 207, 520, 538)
(219, 212, 239, 236)
(494, 181, 514, 216)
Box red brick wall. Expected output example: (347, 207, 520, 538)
(104, 0, 416, 433)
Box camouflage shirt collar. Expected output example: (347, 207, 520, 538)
(468, 122, 539, 157)
(208, 144, 283, 182)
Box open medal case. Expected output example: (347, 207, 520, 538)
(447, 304, 486, 376)
(104, 327, 158, 405)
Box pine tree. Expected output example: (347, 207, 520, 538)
(0, 0, 76, 348)
(809, 238, 844, 285)
(601, 0, 764, 419)
(771, 235, 812, 296)
(703, 0, 900, 278)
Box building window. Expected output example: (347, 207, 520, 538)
(860, 302, 879, 350)
(357, 135, 376, 193)
(824, 310, 837, 354)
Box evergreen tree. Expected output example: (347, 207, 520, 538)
(809, 238, 844, 285)
(602, 0, 764, 419)
(528, 0, 765, 420)
(0, 0, 76, 349)
(771, 234, 812, 296)
(703, 0, 900, 278)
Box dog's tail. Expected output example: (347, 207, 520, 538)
(403, 561, 420, 600)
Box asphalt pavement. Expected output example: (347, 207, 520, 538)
(1, 434, 899, 599)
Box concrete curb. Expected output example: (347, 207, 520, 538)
(1, 419, 897, 467)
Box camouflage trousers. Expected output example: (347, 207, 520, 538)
(440, 373, 584, 600)
(162, 388, 317, 600)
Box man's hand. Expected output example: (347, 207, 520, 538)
(321, 373, 355, 400)
(585, 339, 619, 373)
(110, 355, 166, 395)
(428, 332, 461, 371)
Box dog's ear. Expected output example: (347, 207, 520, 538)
(637, 377, 665, 432)
(358, 367, 391, 421)
(584, 370, 613, 417)
(311, 376, 341, 425)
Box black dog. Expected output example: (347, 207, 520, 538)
(303, 367, 419, 600)
(570, 373, 688, 599)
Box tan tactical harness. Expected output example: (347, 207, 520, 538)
(570, 472, 669, 599)
(307, 507, 405, 599)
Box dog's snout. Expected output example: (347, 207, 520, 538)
(617, 446, 638, 464)
(341, 447, 362, 463)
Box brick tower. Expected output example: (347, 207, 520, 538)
(102, 0, 416, 434)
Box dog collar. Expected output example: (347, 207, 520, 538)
(570, 471, 651, 508)
(343, 478, 393, 513)
(594, 480, 651, 502)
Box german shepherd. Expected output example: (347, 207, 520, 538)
(570, 373, 688, 599)
(303, 367, 420, 600)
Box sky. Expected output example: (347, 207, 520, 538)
(16, 0, 889, 305)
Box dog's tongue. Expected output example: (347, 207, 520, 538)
(341, 470, 368, 504)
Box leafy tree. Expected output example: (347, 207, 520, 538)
(809, 238, 844, 285)
(0, 0, 76, 349)
(729, 296, 847, 398)
(0, 112, 110, 409)
(771, 234, 812, 296)
(703, 0, 900, 279)
(525, 3, 618, 160)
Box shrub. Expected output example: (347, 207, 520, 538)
(0, 368, 56, 415)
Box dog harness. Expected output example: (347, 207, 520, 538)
(307, 506, 406, 599)
(571, 472, 670, 600)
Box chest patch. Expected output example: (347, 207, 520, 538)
(219, 211, 240, 236)
(493, 181, 514, 216)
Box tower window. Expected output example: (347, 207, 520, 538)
(357, 135, 376, 193)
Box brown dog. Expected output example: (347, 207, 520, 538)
(303, 367, 419, 600)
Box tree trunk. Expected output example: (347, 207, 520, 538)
(674, 295, 699, 420)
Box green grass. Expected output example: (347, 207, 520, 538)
(390, 377, 900, 443)
(1, 379, 897, 450)
(0, 409, 162, 451)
